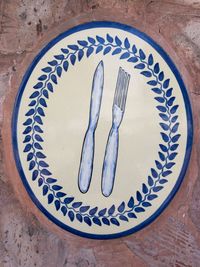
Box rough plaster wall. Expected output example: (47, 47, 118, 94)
(1, 0, 200, 266)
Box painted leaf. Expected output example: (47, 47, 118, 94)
(86, 47, 94, 57)
(32, 170, 38, 181)
(160, 123, 169, 131)
(147, 80, 157, 86)
(88, 37, 95, 44)
(80, 206, 90, 213)
(96, 45, 103, 54)
(166, 88, 173, 97)
(61, 48, 69, 54)
(108, 205, 115, 215)
(93, 217, 101, 226)
(141, 71, 152, 77)
(48, 193, 54, 204)
(134, 63, 145, 69)
(155, 160, 163, 169)
(51, 74, 57, 84)
(153, 186, 163, 192)
(72, 202, 82, 208)
(162, 170, 172, 177)
(112, 48, 122, 55)
(68, 211, 75, 222)
(119, 215, 128, 222)
(148, 54, 153, 65)
(154, 63, 160, 74)
(102, 217, 110, 225)
(115, 36, 122, 46)
(46, 178, 57, 183)
(171, 134, 181, 143)
(54, 200, 60, 211)
(77, 40, 88, 46)
(78, 50, 84, 61)
(89, 207, 98, 216)
(132, 45, 137, 53)
(163, 79, 170, 88)
(68, 45, 79, 50)
(98, 208, 107, 216)
(103, 46, 111, 55)
(106, 34, 113, 43)
(84, 216, 92, 226)
(148, 176, 153, 186)
(64, 197, 74, 204)
(158, 71, 164, 81)
(128, 196, 134, 208)
(52, 185, 63, 191)
(110, 218, 120, 226)
(170, 105, 179, 114)
(33, 82, 43, 89)
(151, 168, 158, 178)
(147, 194, 158, 200)
(158, 151, 165, 161)
(96, 36, 105, 44)
(76, 213, 83, 222)
(127, 57, 138, 63)
(63, 61, 69, 71)
(142, 183, 148, 194)
(161, 132, 169, 142)
(139, 49, 146, 60)
(118, 201, 125, 212)
(127, 212, 137, 218)
(120, 52, 130, 59)
(70, 54, 76, 65)
(159, 144, 168, 152)
(136, 191, 142, 202)
(56, 192, 66, 198)
(61, 206, 67, 216)
(152, 88, 162, 94)
(54, 54, 64, 60)
(135, 207, 145, 213)
(142, 202, 152, 207)
(48, 60, 57, 66)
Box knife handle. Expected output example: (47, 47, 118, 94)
(101, 125, 119, 197)
(78, 127, 95, 193)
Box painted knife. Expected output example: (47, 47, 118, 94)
(78, 60, 104, 193)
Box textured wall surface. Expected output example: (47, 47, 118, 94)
(1, 0, 200, 266)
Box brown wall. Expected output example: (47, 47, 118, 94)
(1, 0, 200, 266)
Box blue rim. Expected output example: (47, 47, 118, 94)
(12, 21, 193, 240)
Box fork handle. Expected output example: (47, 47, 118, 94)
(102, 126, 119, 197)
(78, 128, 95, 193)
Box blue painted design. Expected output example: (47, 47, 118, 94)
(12, 21, 193, 239)
(78, 60, 104, 193)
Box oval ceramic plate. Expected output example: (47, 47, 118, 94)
(12, 21, 193, 239)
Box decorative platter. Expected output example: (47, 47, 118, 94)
(12, 21, 193, 239)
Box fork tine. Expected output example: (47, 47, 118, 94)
(113, 67, 130, 111)
(114, 67, 123, 107)
(119, 70, 126, 109)
(116, 68, 125, 108)
(121, 73, 130, 111)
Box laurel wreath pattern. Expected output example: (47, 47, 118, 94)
(22, 34, 180, 227)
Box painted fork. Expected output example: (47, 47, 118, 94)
(101, 67, 130, 197)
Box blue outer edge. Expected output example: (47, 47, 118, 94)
(12, 21, 193, 240)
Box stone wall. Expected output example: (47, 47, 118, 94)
(1, 1, 200, 266)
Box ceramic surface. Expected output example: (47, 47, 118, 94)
(12, 21, 193, 239)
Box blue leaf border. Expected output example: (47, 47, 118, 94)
(12, 21, 193, 239)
